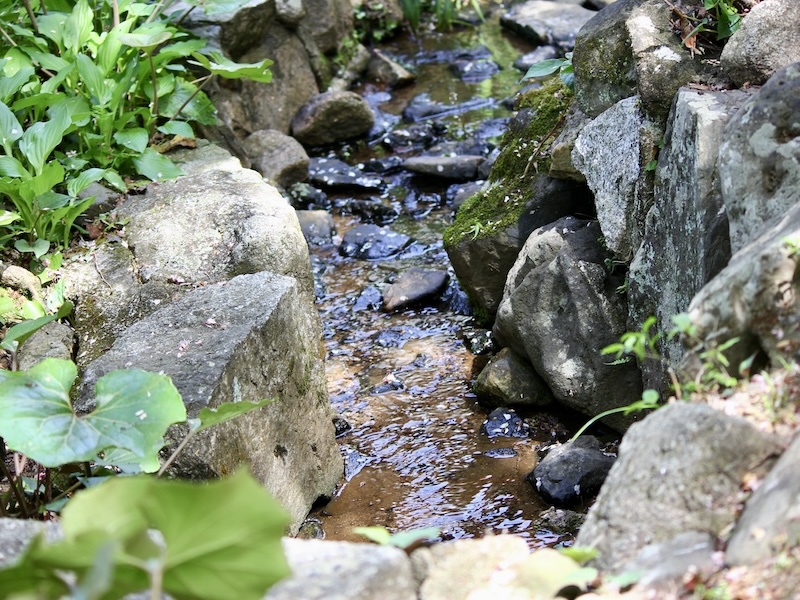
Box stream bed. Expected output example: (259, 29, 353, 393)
(304, 15, 579, 547)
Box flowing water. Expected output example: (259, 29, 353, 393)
(307, 16, 579, 547)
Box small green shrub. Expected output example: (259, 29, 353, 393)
(520, 52, 574, 91)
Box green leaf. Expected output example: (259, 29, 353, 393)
(514, 548, 598, 597)
(77, 53, 113, 106)
(15, 238, 51, 259)
(0, 156, 30, 178)
(0, 100, 24, 151)
(21, 299, 47, 320)
(0, 65, 35, 103)
(158, 120, 195, 138)
(63, 0, 94, 56)
(119, 23, 174, 49)
(114, 128, 149, 153)
(189, 51, 273, 82)
(18, 107, 71, 176)
(383, 528, 440, 549)
(0, 209, 19, 226)
(161, 78, 216, 124)
(62, 470, 291, 599)
(0, 358, 186, 470)
(132, 148, 183, 181)
(0, 301, 71, 351)
(520, 58, 564, 82)
(67, 167, 112, 197)
(153, 39, 207, 66)
(186, 0, 259, 15)
(559, 546, 599, 565)
(191, 398, 274, 433)
(97, 19, 135, 76)
(353, 526, 392, 545)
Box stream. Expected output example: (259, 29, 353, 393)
(304, 15, 578, 547)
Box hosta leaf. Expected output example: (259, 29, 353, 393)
(190, 51, 273, 82)
(77, 53, 112, 106)
(24, 48, 71, 73)
(189, 398, 274, 433)
(18, 106, 71, 175)
(0, 358, 186, 469)
(63, 470, 292, 600)
(192, 0, 258, 16)
(114, 128, 149, 153)
(119, 23, 174, 49)
(0, 100, 23, 150)
(0, 156, 30, 179)
(157, 120, 195, 138)
(67, 167, 114, 196)
(14, 238, 51, 259)
(0, 301, 71, 351)
(0, 65, 35, 103)
(63, 0, 94, 56)
(521, 58, 563, 82)
(36, 13, 68, 47)
(132, 148, 183, 181)
(161, 78, 216, 124)
(153, 39, 207, 66)
(97, 19, 135, 76)
(0, 210, 19, 227)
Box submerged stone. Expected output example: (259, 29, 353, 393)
(339, 224, 412, 259)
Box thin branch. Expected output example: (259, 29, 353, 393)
(0, 24, 17, 48)
(169, 74, 212, 122)
(22, 0, 39, 34)
(0, 459, 29, 518)
(157, 429, 195, 477)
(112, 0, 120, 28)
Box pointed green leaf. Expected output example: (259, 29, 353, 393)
(192, 398, 274, 433)
(0, 209, 19, 226)
(0, 100, 24, 151)
(190, 51, 273, 82)
(63, 0, 94, 55)
(153, 39, 207, 66)
(77, 53, 113, 106)
(0, 65, 35, 103)
(62, 471, 291, 599)
(21, 300, 47, 320)
(384, 528, 440, 549)
(158, 120, 195, 138)
(0, 358, 186, 469)
(0, 156, 30, 178)
(353, 526, 392, 545)
(132, 148, 183, 181)
(114, 128, 149, 153)
(67, 167, 113, 196)
(97, 19, 135, 76)
(520, 58, 564, 82)
(119, 23, 174, 49)
(18, 107, 70, 175)
(161, 78, 216, 124)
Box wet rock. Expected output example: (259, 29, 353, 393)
(297, 0, 353, 55)
(500, 1, 595, 51)
(309, 157, 384, 191)
(267, 539, 416, 600)
(685, 202, 800, 383)
(548, 104, 589, 182)
(296, 518, 325, 540)
(727, 430, 800, 566)
(242, 129, 309, 188)
(402, 93, 495, 123)
(575, 403, 781, 572)
(628, 88, 747, 389)
(328, 43, 371, 92)
(462, 328, 495, 355)
(375, 326, 416, 348)
(353, 285, 383, 312)
(333, 416, 352, 438)
(78, 272, 343, 534)
(513, 45, 559, 72)
(362, 155, 405, 175)
(484, 447, 516, 459)
(371, 373, 405, 393)
(449, 57, 500, 83)
(367, 49, 416, 87)
(493, 217, 642, 427)
(721, 0, 800, 87)
(381, 122, 443, 153)
(287, 182, 331, 211)
(382, 268, 449, 312)
(718, 63, 800, 254)
(527, 413, 569, 443)
(16, 321, 75, 372)
(474, 347, 554, 409)
(534, 506, 586, 536)
(571, 95, 662, 260)
(446, 181, 483, 211)
(291, 91, 375, 147)
(296, 210, 335, 245)
(528, 435, 615, 507)
(76, 181, 119, 225)
(346, 198, 399, 226)
(402, 156, 485, 180)
(343, 445, 375, 480)
(340, 224, 412, 259)
(481, 407, 529, 438)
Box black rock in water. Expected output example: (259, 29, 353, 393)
(339, 224, 412, 259)
(527, 435, 616, 507)
(481, 407, 529, 438)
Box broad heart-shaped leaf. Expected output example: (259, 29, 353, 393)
(132, 148, 183, 181)
(0, 65, 34, 105)
(0, 358, 186, 469)
(189, 51, 273, 82)
(190, 398, 274, 432)
(161, 78, 217, 125)
(114, 128, 149, 153)
(14, 238, 51, 259)
(63, 470, 292, 600)
(158, 120, 195, 138)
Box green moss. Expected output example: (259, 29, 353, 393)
(443, 78, 573, 249)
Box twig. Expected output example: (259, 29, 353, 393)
(22, 0, 39, 34)
(0, 459, 29, 518)
(93, 252, 112, 288)
(522, 111, 567, 180)
(156, 428, 195, 477)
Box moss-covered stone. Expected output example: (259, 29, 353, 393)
(443, 78, 573, 250)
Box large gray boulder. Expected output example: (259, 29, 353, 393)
(78, 272, 342, 533)
(291, 91, 375, 147)
(721, 0, 800, 87)
(576, 403, 781, 572)
(684, 201, 800, 376)
(500, 0, 595, 51)
(726, 431, 800, 566)
(627, 88, 749, 388)
(473, 347, 554, 408)
(242, 129, 310, 188)
(718, 63, 800, 254)
(571, 95, 661, 260)
(493, 217, 642, 426)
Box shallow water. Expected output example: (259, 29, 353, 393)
(308, 17, 577, 547)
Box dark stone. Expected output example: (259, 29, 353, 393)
(402, 93, 495, 123)
(345, 199, 399, 226)
(462, 329, 495, 355)
(513, 46, 559, 72)
(446, 181, 484, 211)
(449, 58, 500, 83)
(287, 182, 331, 211)
(309, 158, 384, 191)
(474, 347, 554, 409)
(381, 122, 444, 153)
(402, 155, 485, 181)
(353, 285, 383, 312)
(484, 447, 517, 459)
(296, 517, 326, 540)
(481, 407, 529, 438)
(382, 268, 449, 311)
(291, 91, 375, 147)
(296, 210, 335, 245)
(528, 436, 616, 507)
(339, 224, 412, 259)
(333, 416, 352, 438)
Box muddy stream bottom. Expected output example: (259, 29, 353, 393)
(308, 216, 568, 548)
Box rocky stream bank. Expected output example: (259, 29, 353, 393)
(2, 0, 800, 597)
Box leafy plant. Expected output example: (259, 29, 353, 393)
(0, 296, 73, 371)
(397, 0, 484, 33)
(666, 0, 746, 56)
(520, 52, 574, 91)
(354, 525, 440, 551)
(571, 389, 661, 441)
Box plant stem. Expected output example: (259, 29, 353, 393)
(157, 429, 195, 477)
(0, 459, 29, 518)
(0, 24, 17, 48)
(112, 0, 120, 28)
(148, 52, 158, 135)
(169, 75, 212, 122)
(22, 0, 39, 34)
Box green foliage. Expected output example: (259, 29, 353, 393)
(570, 389, 660, 441)
(354, 526, 440, 550)
(0, 297, 73, 369)
(0, 0, 273, 249)
(397, 0, 484, 33)
(699, 0, 742, 40)
(513, 548, 597, 598)
(520, 52, 574, 91)
(0, 470, 291, 600)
